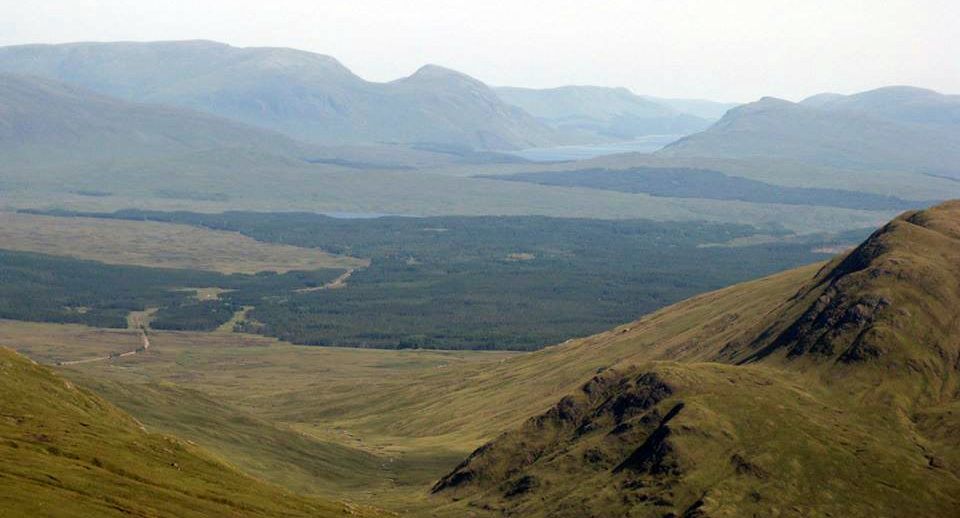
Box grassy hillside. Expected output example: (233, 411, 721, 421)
(9, 203, 960, 516)
(735, 200, 960, 401)
(65, 374, 393, 498)
(431, 362, 960, 517)
(429, 201, 960, 516)
(1, 321, 515, 510)
(0, 346, 383, 517)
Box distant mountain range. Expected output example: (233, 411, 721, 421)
(660, 86, 960, 176)
(1, 39, 957, 234)
(0, 40, 559, 150)
(494, 85, 736, 141)
(0, 73, 304, 165)
(0, 40, 745, 152)
(800, 85, 960, 128)
(1, 39, 956, 172)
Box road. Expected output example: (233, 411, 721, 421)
(294, 268, 355, 293)
(56, 326, 150, 366)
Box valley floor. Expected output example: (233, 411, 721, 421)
(1, 319, 517, 511)
(2, 261, 823, 513)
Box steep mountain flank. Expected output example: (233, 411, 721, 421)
(0, 347, 382, 517)
(431, 363, 960, 517)
(431, 201, 960, 517)
(738, 201, 960, 402)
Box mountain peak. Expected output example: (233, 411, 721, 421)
(702, 96, 796, 127)
(859, 84, 944, 98)
(753, 96, 795, 107)
(720, 96, 795, 117)
(799, 92, 845, 107)
(430, 201, 960, 516)
(0, 41, 560, 149)
(411, 63, 463, 77)
(399, 64, 486, 88)
(742, 201, 960, 401)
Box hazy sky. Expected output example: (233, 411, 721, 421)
(2, 0, 957, 101)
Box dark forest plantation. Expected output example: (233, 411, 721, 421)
(2, 4, 960, 516)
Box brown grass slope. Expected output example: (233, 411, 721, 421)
(0, 212, 366, 274)
(0, 346, 384, 518)
(430, 201, 960, 517)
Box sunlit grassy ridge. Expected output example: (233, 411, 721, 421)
(429, 201, 960, 516)
(0, 346, 385, 517)
(432, 363, 960, 517)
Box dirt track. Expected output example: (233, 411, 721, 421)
(57, 326, 150, 366)
(294, 268, 355, 293)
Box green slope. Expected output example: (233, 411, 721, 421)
(65, 375, 394, 498)
(11, 203, 960, 516)
(0, 347, 383, 517)
(429, 201, 960, 516)
(432, 363, 960, 517)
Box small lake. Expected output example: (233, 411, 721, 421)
(322, 211, 396, 219)
(322, 211, 425, 219)
(507, 135, 682, 162)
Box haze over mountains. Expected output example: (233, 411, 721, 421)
(660, 86, 960, 176)
(494, 85, 734, 141)
(0, 40, 742, 152)
(2, 39, 958, 237)
(0, 73, 305, 165)
(2, 28, 960, 518)
(0, 40, 558, 150)
(3, 39, 957, 180)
